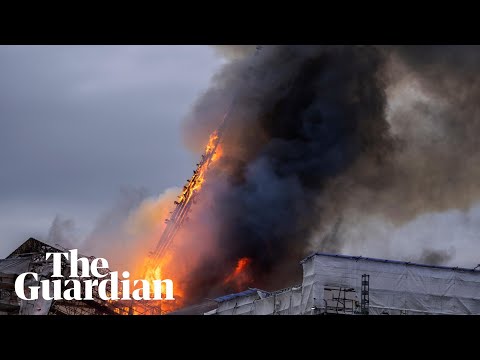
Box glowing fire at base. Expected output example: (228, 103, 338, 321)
(138, 256, 184, 314)
(132, 130, 224, 314)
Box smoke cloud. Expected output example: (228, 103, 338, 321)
(181, 45, 392, 296)
(80, 187, 148, 267)
(330, 45, 480, 222)
(47, 215, 78, 249)
(180, 45, 480, 300)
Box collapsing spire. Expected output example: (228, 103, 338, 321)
(152, 128, 223, 261)
(151, 46, 263, 263)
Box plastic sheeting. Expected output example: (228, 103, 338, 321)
(209, 286, 307, 315)
(208, 253, 480, 315)
(307, 254, 480, 315)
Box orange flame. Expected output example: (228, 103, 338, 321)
(205, 131, 219, 153)
(211, 144, 223, 163)
(132, 130, 224, 314)
(137, 253, 183, 314)
(223, 257, 253, 291)
(178, 130, 221, 200)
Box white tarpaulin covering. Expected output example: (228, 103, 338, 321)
(307, 254, 480, 315)
(213, 287, 306, 315)
(208, 253, 480, 315)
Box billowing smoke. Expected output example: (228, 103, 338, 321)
(329, 45, 480, 223)
(47, 215, 78, 249)
(182, 45, 393, 297)
(180, 45, 480, 301)
(81, 187, 148, 268)
(318, 46, 480, 263)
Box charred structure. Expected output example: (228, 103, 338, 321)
(0, 238, 160, 315)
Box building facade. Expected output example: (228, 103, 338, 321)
(206, 253, 480, 315)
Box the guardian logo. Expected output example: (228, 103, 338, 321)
(14, 249, 174, 301)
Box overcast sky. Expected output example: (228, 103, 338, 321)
(0, 45, 224, 257)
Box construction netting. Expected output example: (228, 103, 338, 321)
(208, 253, 480, 315)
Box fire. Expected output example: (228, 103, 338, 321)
(205, 130, 219, 154)
(129, 129, 224, 314)
(139, 253, 184, 314)
(124, 247, 187, 315)
(178, 130, 222, 200)
(211, 144, 223, 163)
(223, 257, 253, 291)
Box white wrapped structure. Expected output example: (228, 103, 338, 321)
(207, 253, 480, 315)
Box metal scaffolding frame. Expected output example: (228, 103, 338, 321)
(361, 274, 370, 315)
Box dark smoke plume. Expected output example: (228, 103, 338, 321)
(181, 45, 480, 301)
(183, 45, 393, 297)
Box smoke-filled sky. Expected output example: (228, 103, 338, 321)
(1, 44, 480, 280)
(181, 45, 480, 291)
(0, 45, 224, 257)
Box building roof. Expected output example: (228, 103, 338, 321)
(214, 288, 268, 303)
(167, 300, 218, 315)
(7, 237, 62, 259)
(301, 252, 480, 273)
(0, 257, 31, 275)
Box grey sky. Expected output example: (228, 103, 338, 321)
(0, 45, 224, 256)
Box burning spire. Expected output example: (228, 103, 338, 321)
(151, 46, 263, 263)
(151, 128, 223, 262)
(132, 46, 264, 313)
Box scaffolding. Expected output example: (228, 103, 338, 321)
(324, 286, 358, 315)
(360, 274, 370, 315)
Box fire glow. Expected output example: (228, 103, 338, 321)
(223, 257, 253, 291)
(132, 130, 226, 313)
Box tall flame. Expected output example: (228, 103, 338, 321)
(133, 130, 224, 314)
(179, 130, 221, 199)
